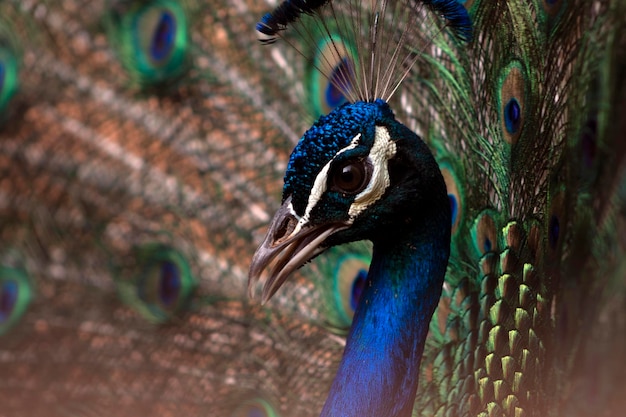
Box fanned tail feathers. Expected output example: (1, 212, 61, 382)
(0, 0, 624, 416)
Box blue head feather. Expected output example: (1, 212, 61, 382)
(284, 99, 395, 215)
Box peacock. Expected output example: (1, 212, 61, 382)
(0, 0, 625, 416)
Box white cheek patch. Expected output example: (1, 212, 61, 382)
(288, 128, 395, 236)
(296, 133, 363, 231)
(348, 126, 396, 219)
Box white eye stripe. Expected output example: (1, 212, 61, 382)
(348, 126, 396, 218)
(299, 133, 363, 228)
(295, 127, 396, 231)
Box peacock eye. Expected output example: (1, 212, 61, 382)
(330, 159, 371, 194)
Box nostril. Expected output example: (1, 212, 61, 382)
(274, 215, 298, 243)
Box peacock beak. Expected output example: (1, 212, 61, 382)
(248, 196, 348, 304)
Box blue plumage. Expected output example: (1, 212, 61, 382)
(256, 0, 331, 44)
(0, 279, 18, 322)
(251, 99, 451, 416)
(146, 10, 176, 63)
(284, 100, 391, 214)
(423, 0, 473, 41)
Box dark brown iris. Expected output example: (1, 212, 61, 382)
(330, 159, 371, 194)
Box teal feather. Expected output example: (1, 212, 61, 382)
(0, 14, 20, 121)
(0, 260, 33, 336)
(114, 243, 197, 323)
(105, 0, 191, 88)
(0, 0, 625, 416)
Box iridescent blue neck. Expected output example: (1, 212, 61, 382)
(321, 220, 449, 417)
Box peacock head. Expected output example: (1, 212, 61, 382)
(249, 99, 449, 302)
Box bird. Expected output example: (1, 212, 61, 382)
(249, 0, 626, 416)
(0, 1, 624, 417)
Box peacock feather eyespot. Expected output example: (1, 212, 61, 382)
(0, 279, 17, 320)
(439, 161, 464, 236)
(350, 269, 367, 311)
(106, 0, 189, 87)
(146, 9, 176, 63)
(332, 251, 371, 328)
(0, 264, 33, 336)
(472, 210, 500, 257)
(147, 260, 180, 307)
(326, 58, 353, 105)
(0, 26, 19, 117)
(260, 4, 359, 116)
(449, 195, 457, 220)
(231, 398, 280, 417)
(309, 33, 358, 116)
(498, 61, 527, 145)
(117, 244, 196, 323)
(504, 97, 521, 134)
